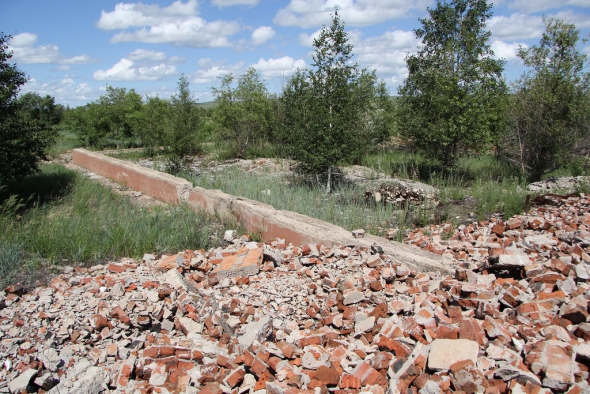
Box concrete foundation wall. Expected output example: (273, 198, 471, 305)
(72, 148, 452, 274)
(72, 149, 192, 204)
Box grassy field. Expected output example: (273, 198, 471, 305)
(46, 130, 83, 158)
(48, 129, 587, 244)
(182, 166, 422, 239)
(0, 164, 223, 289)
(362, 151, 530, 221)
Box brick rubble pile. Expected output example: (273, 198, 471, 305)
(1, 195, 590, 393)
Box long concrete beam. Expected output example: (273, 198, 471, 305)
(72, 149, 453, 274)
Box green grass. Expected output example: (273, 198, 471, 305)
(181, 167, 424, 239)
(46, 129, 83, 158)
(105, 150, 154, 161)
(362, 151, 530, 222)
(0, 164, 222, 288)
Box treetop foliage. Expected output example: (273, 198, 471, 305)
(0, 32, 59, 182)
(500, 18, 590, 181)
(212, 68, 273, 158)
(398, 0, 507, 170)
(281, 10, 387, 191)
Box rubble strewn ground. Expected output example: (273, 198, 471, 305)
(2, 194, 590, 393)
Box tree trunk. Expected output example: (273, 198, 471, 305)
(327, 166, 332, 194)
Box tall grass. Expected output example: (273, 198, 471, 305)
(46, 130, 83, 158)
(181, 167, 424, 236)
(363, 151, 529, 220)
(0, 164, 221, 288)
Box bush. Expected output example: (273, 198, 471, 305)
(0, 33, 58, 182)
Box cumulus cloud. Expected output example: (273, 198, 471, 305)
(93, 49, 181, 81)
(251, 56, 306, 78)
(63, 55, 97, 64)
(274, 0, 431, 28)
(251, 26, 275, 45)
(127, 48, 167, 61)
(551, 9, 590, 28)
(8, 32, 96, 65)
(111, 17, 241, 47)
(211, 0, 260, 7)
(299, 29, 322, 46)
(97, 0, 242, 47)
(350, 29, 419, 85)
(508, 0, 590, 13)
(21, 77, 99, 105)
(96, 0, 198, 30)
(192, 59, 244, 84)
(488, 14, 544, 41)
(491, 40, 527, 62)
(94, 58, 176, 81)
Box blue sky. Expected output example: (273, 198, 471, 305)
(2, 0, 590, 107)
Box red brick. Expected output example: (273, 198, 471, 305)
(108, 263, 126, 273)
(224, 366, 246, 388)
(315, 365, 340, 386)
(340, 374, 361, 389)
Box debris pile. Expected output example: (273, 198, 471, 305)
(1, 196, 590, 393)
(364, 181, 439, 209)
(528, 176, 590, 193)
(404, 193, 590, 272)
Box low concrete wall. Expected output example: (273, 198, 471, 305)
(72, 149, 192, 204)
(72, 148, 453, 274)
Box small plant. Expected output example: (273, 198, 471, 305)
(0, 164, 225, 288)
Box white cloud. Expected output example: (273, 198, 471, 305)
(8, 33, 96, 65)
(251, 56, 307, 78)
(98, 0, 242, 47)
(110, 17, 241, 47)
(63, 55, 97, 64)
(21, 77, 100, 105)
(169, 56, 187, 63)
(491, 40, 527, 63)
(93, 48, 182, 82)
(551, 9, 590, 29)
(211, 0, 260, 7)
(274, 0, 431, 28)
(9, 32, 37, 47)
(352, 29, 419, 84)
(127, 48, 167, 61)
(299, 29, 322, 46)
(192, 60, 244, 84)
(96, 0, 198, 30)
(251, 26, 276, 45)
(488, 14, 544, 41)
(94, 58, 177, 81)
(508, 0, 590, 13)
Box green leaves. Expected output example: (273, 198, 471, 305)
(65, 86, 143, 148)
(398, 0, 507, 170)
(281, 10, 385, 188)
(0, 33, 60, 182)
(163, 74, 201, 172)
(212, 68, 273, 158)
(501, 18, 590, 181)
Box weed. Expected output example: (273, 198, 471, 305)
(0, 164, 223, 288)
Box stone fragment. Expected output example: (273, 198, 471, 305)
(162, 268, 188, 291)
(427, 339, 479, 371)
(8, 368, 37, 393)
(343, 290, 365, 305)
(211, 247, 262, 280)
(352, 229, 365, 238)
(238, 314, 272, 347)
(302, 345, 330, 370)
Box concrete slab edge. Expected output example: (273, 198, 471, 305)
(72, 148, 453, 274)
